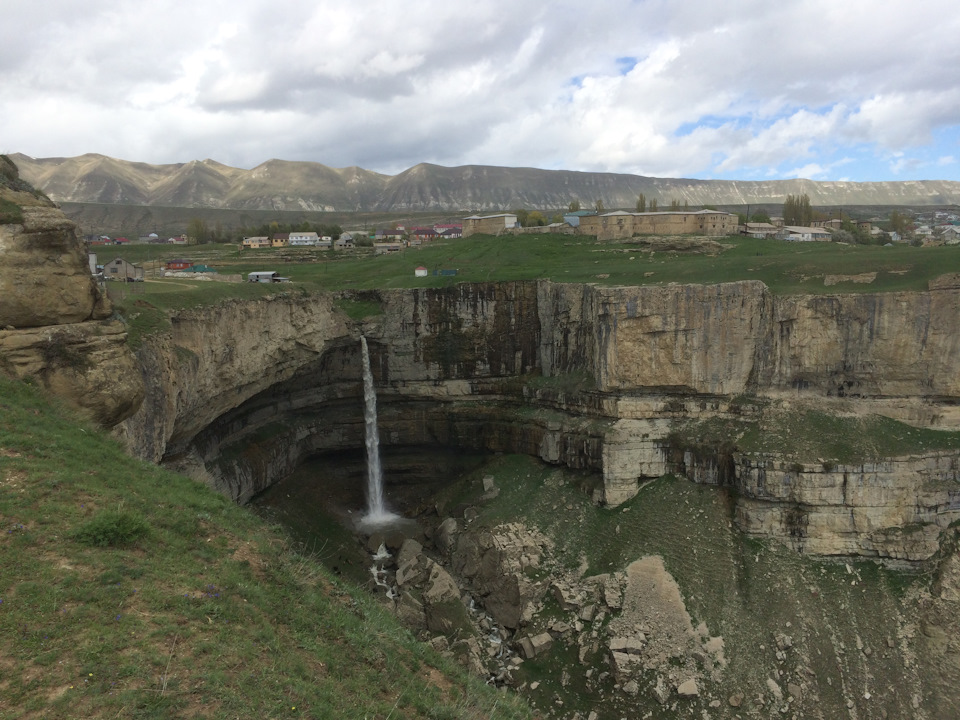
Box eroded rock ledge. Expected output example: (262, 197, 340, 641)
(117, 280, 960, 563)
(0, 206, 143, 426)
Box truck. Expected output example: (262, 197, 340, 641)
(247, 271, 290, 283)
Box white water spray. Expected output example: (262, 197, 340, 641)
(360, 336, 397, 525)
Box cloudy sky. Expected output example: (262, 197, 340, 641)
(3, 0, 959, 181)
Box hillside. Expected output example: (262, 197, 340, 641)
(12, 153, 960, 212)
(0, 375, 530, 719)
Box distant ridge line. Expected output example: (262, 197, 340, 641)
(10, 153, 960, 212)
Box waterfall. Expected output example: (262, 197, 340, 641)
(360, 336, 396, 525)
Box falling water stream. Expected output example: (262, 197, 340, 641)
(360, 336, 398, 526)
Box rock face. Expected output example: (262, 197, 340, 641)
(732, 454, 960, 562)
(0, 205, 143, 426)
(0, 207, 110, 327)
(117, 279, 960, 562)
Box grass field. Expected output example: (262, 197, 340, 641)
(99, 233, 960, 300)
(0, 376, 531, 720)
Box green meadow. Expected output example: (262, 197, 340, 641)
(105, 233, 960, 299)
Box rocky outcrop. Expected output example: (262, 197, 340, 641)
(736, 454, 959, 562)
(0, 206, 111, 328)
(0, 204, 143, 426)
(116, 294, 351, 465)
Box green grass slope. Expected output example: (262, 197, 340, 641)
(0, 376, 530, 720)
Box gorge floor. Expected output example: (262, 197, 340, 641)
(251, 450, 935, 719)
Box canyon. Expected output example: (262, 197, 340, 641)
(106, 278, 960, 565)
(7, 200, 960, 717)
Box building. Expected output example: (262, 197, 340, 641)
(288, 231, 318, 246)
(778, 226, 832, 242)
(562, 210, 597, 227)
(409, 227, 437, 243)
(462, 214, 519, 237)
(742, 222, 778, 238)
(375, 228, 405, 241)
(374, 241, 404, 255)
(434, 223, 463, 238)
(577, 210, 739, 240)
(272, 233, 291, 248)
(242, 236, 271, 249)
(335, 235, 355, 249)
(103, 257, 144, 281)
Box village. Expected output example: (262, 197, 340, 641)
(84, 204, 960, 285)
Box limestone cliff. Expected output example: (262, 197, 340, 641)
(0, 192, 143, 426)
(117, 280, 960, 563)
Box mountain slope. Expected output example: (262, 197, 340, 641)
(11, 153, 960, 211)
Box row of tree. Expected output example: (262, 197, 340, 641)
(184, 219, 345, 244)
(782, 194, 814, 226)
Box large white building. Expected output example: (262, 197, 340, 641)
(289, 231, 319, 246)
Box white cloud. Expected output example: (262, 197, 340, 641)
(1, 0, 959, 181)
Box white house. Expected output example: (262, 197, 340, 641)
(289, 231, 319, 246)
(780, 226, 832, 242)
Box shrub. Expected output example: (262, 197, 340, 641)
(73, 509, 150, 547)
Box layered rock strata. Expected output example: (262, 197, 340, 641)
(0, 205, 143, 426)
(117, 280, 960, 562)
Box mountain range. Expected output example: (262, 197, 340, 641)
(11, 153, 960, 212)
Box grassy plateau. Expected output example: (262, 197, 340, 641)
(103, 233, 960, 293)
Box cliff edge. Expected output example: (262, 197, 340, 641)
(0, 156, 143, 426)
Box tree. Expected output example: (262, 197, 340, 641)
(512, 208, 529, 227)
(889, 210, 911, 236)
(669, 198, 681, 210)
(783, 194, 811, 225)
(187, 217, 210, 244)
(568, 199, 581, 212)
(526, 210, 547, 227)
(636, 193, 646, 213)
(750, 210, 771, 223)
(649, 198, 658, 212)
(840, 219, 872, 244)
(595, 199, 605, 213)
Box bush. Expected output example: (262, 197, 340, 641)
(73, 509, 150, 547)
